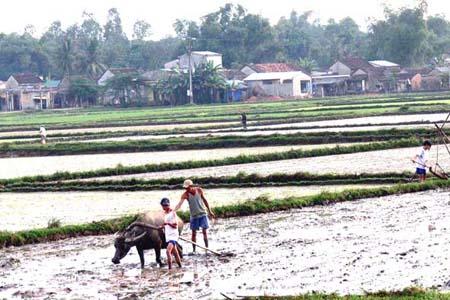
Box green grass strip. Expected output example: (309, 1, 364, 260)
(1, 138, 419, 184)
(246, 287, 449, 299)
(1, 172, 411, 192)
(1, 178, 450, 248)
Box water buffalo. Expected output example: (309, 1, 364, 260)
(111, 211, 183, 268)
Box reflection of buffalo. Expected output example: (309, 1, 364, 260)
(112, 212, 183, 268)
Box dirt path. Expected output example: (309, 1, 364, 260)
(1, 190, 449, 299)
(87, 145, 450, 182)
(0, 144, 354, 179)
(0, 184, 385, 232)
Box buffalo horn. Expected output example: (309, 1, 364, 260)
(125, 231, 146, 243)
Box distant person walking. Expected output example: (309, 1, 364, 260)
(174, 179, 215, 253)
(241, 112, 247, 130)
(39, 126, 47, 144)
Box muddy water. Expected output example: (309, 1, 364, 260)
(1, 190, 449, 299)
(91, 145, 450, 182)
(0, 185, 386, 231)
(0, 144, 352, 179)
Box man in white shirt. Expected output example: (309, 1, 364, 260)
(39, 126, 47, 144)
(160, 198, 182, 269)
(412, 140, 432, 182)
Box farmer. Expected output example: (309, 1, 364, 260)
(412, 140, 432, 182)
(159, 197, 182, 269)
(174, 179, 215, 253)
(241, 112, 247, 130)
(39, 126, 47, 144)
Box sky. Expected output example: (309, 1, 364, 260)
(2, 0, 450, 40)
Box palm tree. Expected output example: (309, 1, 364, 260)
(85, 39, 106, 80)
(297, 57, 317, 73)
(57, 37, 73, 76)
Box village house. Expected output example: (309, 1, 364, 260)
(3, 73, 56, 111)
(164, 51, 223, 71)
(140, 70, 172, 104)
(97, 68, 139, 105)
(328, 57, 402, 93)
(311, 72, 351, 97)
(242, 63, 312, 98)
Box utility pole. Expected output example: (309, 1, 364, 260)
(186, 37, 195, 105)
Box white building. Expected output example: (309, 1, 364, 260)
(244, 71, 312, 98)
(164, 51, 222, 71)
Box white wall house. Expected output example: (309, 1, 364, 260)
(244, 71, 312, 98)
(164, 51, 222, 71)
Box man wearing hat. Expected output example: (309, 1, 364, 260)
(174, 179, 215, 253)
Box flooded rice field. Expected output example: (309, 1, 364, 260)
(90, 145, 450, 182)
(0, 112, 446, 141)
(0, 185, 386, 231)
(0, 144, 351, 179)
(0, 121, 240, 138)
(61, 124, 431, 144)
(1, 190, 449, 299)
(247, 112, 450, 130)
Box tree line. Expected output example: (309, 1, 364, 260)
(0, 1, 449, 81)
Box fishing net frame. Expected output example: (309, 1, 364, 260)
(431, 114, 450, 180)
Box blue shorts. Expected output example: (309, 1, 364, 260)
(416, 168, 426, 175)
(167, 240, 178, 246)
(190, 215, 209, 231)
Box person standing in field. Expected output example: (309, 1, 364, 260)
(241, 112, 247, 130)
(412, 140, 432, 182)
(159, 197, 182, 269)
(174, 179, 215, 253)
(39, 126, 47, 144)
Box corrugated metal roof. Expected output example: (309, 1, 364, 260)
(192, 51, 221, 56)
(369, 60, 400, 68)
(44, 80, 61, 88)
(244, 71, 311, 81)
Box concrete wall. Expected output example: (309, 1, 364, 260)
(20, 91, 51, 110)
(247, 78, 311, 98)
(179, 54, 223, 70)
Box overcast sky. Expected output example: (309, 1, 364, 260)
(3, 0, 450, 39)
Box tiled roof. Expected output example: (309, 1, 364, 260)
(12, 73, 43, 84)
(340, 57, 374, 72)
(249, 63, 303, 73)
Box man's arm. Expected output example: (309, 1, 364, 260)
(199, 188, 215, 218)
(173, 193, 187, 211)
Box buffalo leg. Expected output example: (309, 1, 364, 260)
(155, 246, 164, 266)
(137, 247, 145, 269)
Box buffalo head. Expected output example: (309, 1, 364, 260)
(111, 230, 146, 265)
